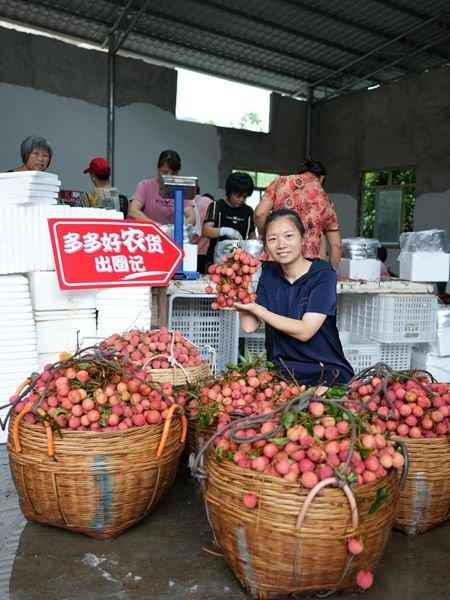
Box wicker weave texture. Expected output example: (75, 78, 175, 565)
(204, 454, 399, 598)
(147, 363, 210, 385)
(392, 436, 450, 535)
(8, 415, 184, 538)
(188, 421, 216, 455)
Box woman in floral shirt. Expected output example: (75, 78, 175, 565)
(254, 159, 342, 270)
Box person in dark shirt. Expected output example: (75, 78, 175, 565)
(235, 208, 353, 387)
(202, 172, 256, 264)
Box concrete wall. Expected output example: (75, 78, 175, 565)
(312, 66, 450, 228)
(0, 27, 305, 199)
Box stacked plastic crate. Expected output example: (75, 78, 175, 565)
(337, 293, 438, 374)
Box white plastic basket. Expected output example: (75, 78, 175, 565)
(379, 343, 413, 370)
(241, 331, 266, 356)
(339, 332, 380, 374)
(168, 294, 239, 373)
(338, 294, 437, 343)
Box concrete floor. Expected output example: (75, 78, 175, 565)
(0, 445, 448, 600)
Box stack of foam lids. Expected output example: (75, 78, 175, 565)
(0, 276, 38, 442)
(0, 205, 123, 274)
(96, 287, 152, 337)
(0, 171, 60, 205)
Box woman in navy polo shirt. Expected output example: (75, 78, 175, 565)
(235, 208, 353, 386)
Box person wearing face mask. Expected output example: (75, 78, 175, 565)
(128, 149, 194, 226)
(83, 156, 129, 216)
(8, 136, 52, 172)
(202, 171, 256, 266)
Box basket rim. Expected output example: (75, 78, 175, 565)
(8, 413, 178, 440)
(205, 449, 397, 494)
(391, 434, 450, 446)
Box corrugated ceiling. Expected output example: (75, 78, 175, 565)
(0, 0, 449, 100)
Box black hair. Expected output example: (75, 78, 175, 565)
(203, 192, 215, 201)
(20, 135, 53, 166)
(157, 149, 181, 172)
(262, 208, 305, 243)
(377, 245, 388, 262)
(298, 158, 326, 178)
(95, 168, 111, 181)
(225, 172, 254, 198)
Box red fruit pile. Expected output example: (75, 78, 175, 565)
(348, 375, 450, 439)
(205, 247, 259, 309)
(12, 361, 176, 432)
(100, 327, 204, 370)
(213, 400, 404, 489)
(186, 366, 303, 426)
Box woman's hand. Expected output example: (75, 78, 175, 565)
(233, 302, 265, 318)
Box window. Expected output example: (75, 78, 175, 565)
(232, 169, 280, 210)
(176, 69, 271, 132)
(361, 168, 416, 245)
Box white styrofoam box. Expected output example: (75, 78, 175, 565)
(427, 329, 450, 357)
(0, 205, 123, 274)
(338, 258, 381, 281)
(338, 293, 437, 343)
(35, 309, 96, 353)
(379, 343, 413, 370)
(28, 271, 96, 311)
(37, 353, 60, 370)
(168, 293, 240, 373)
(411, 349, 450, 382)
(183, 243, 198, 272)
(399, 252, 450, 282)
(339, 332, 380, 373)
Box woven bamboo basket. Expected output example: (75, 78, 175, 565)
(7, 414, 185, 539)
(188, 420, 217, 455)
(146, 362, 211, 386)
(392, 436, 450, 535)
(203, 453, 399, 598)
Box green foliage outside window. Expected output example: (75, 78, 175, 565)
(361, 168, 416, 241)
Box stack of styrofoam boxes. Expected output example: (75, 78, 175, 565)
(0, 276, 38, 443)
(0, 171, 60, 205)
(412, 305, 450, 381)
(0, 204, 123, 274)
(28, 271, 97, 369)
(96, 287, 152, 338)
(337, 293, 438, 372)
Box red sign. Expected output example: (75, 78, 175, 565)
(48, 218, 183, 290)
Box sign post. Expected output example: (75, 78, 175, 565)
(48, 218, 183, 290)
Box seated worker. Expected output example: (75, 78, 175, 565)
(235, 208, 354, 387)
(8, 135, 52, 172)
(128, 149, 194, 226)
(202, 172, 256, 266)
(83, 157, 129, 216)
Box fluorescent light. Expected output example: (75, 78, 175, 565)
(367, 84, 380, 90)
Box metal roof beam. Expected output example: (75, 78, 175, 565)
(127, 5, 342, 75)
(6, 1, 312, 88)
(285, 0, 447, 64)
(315, 27, 450, 103)
(305, 12, 449, 95)
(114, 0, 152, 53)
(189, 0, 388, 63)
